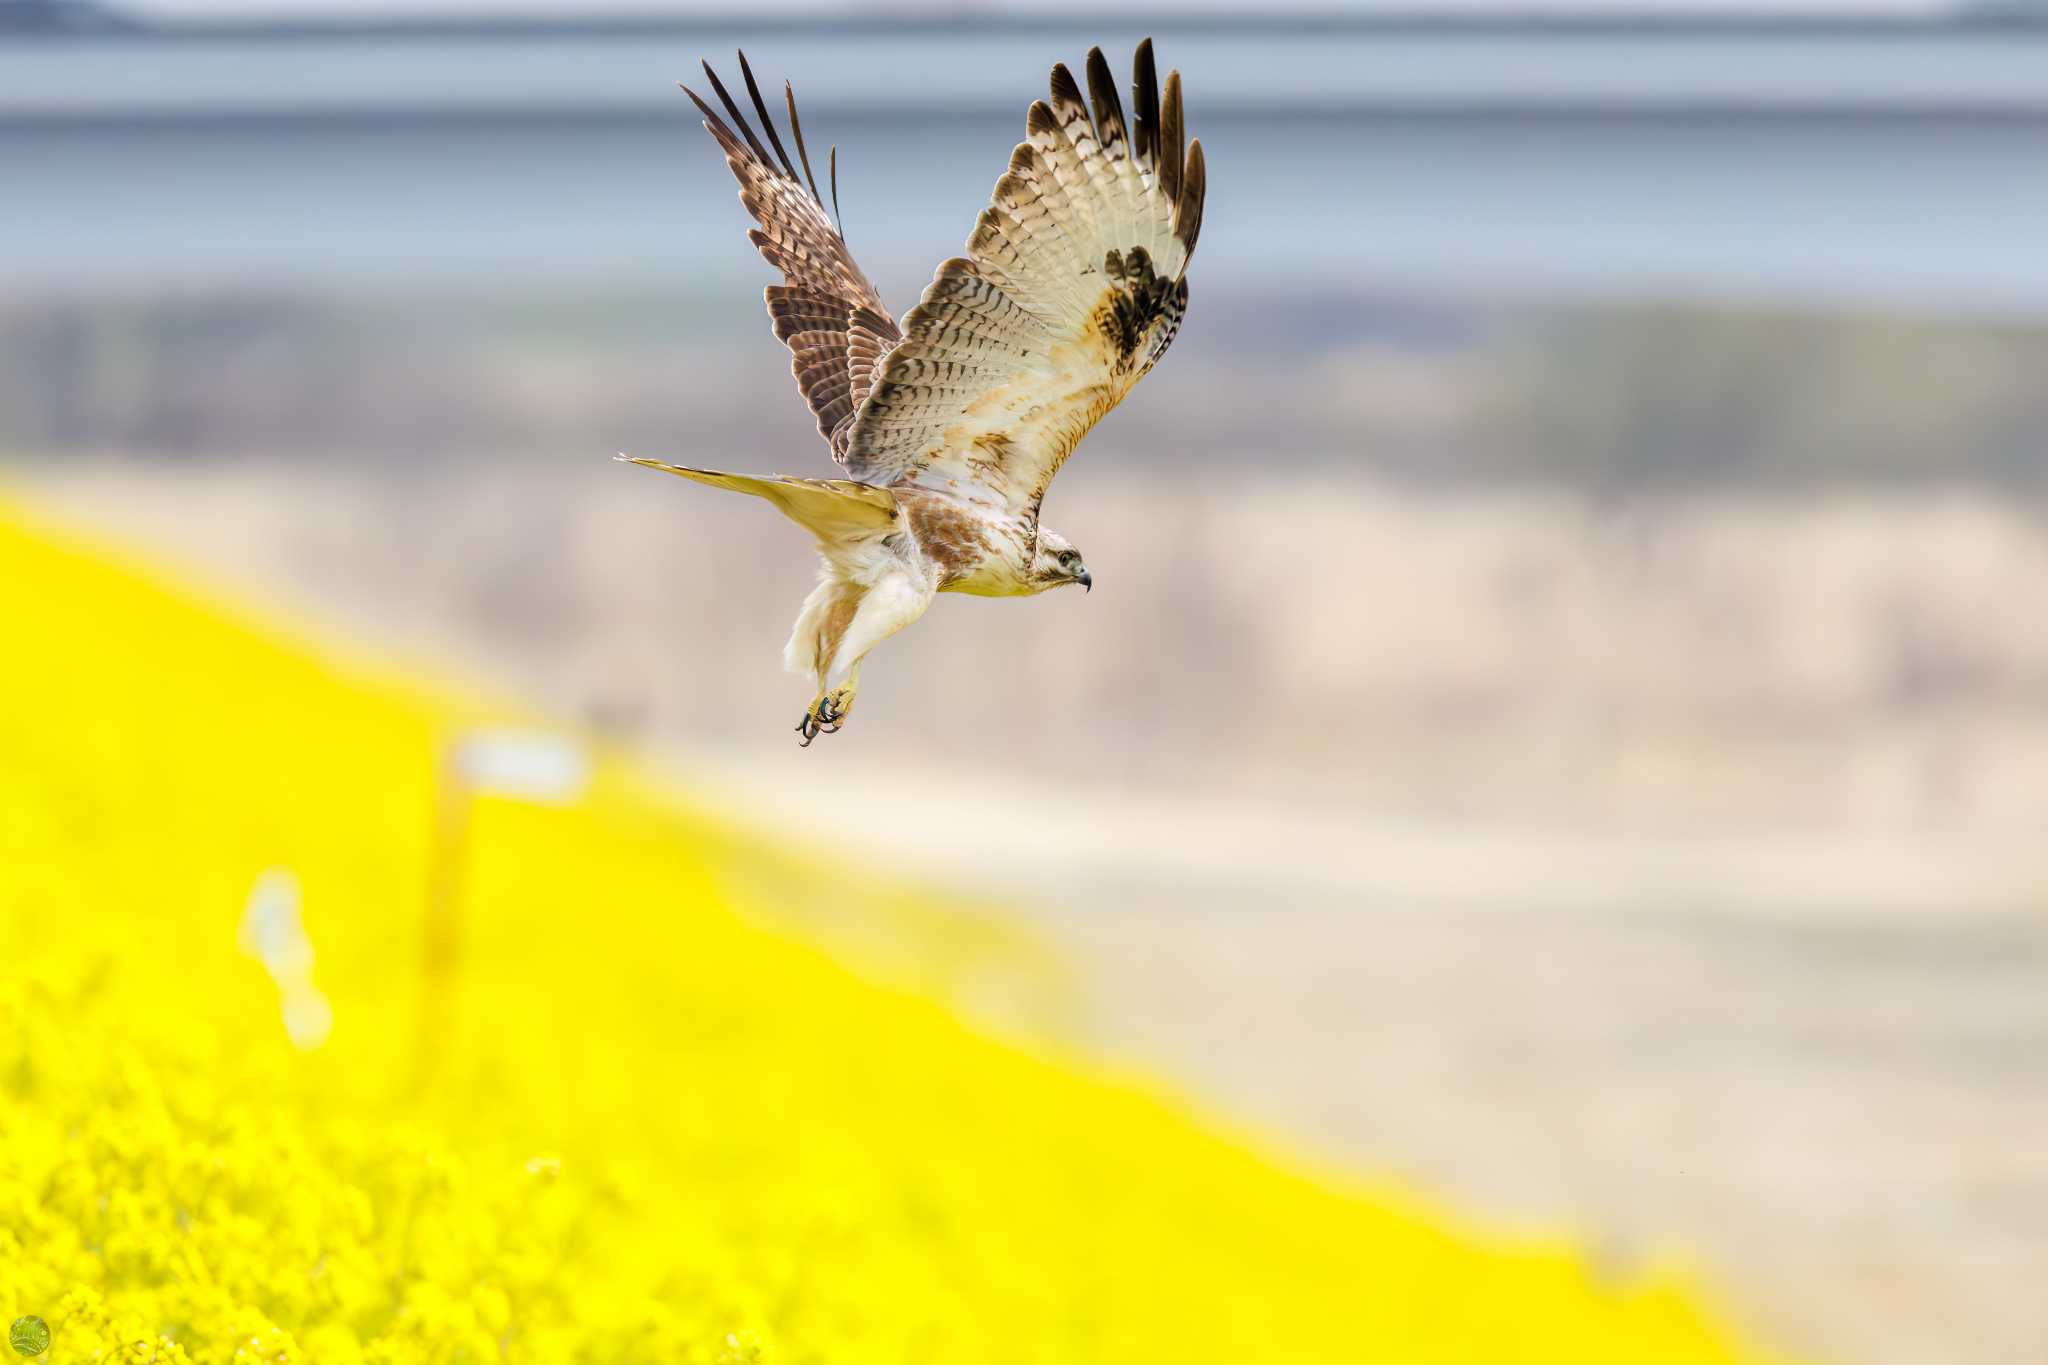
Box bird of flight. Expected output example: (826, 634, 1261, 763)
(622, 40, 1205, 745)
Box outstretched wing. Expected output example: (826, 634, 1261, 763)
(844, 40, 1204, 513)
(683, 54, 902, 457)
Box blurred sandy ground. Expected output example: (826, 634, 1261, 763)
(24, 457, 2048, 1365)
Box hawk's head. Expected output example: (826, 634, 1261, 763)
(1031, 529, 1092, 593)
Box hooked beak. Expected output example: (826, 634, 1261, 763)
(1078, 569, 1092, 593)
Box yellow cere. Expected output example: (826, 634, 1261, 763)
(0, 497, 1784, 1365)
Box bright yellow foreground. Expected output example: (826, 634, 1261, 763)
(0, 500, 1778, 1364)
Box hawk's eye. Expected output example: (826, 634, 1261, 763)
(1060, 552, 1079, 571)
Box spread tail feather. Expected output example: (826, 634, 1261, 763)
(616, 455, 898, 539)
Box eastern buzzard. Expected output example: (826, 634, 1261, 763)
(624, 41, 1204, 744)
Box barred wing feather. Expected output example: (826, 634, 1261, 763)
(683, 54, 901, 455)
(844, 41, 1205, 512)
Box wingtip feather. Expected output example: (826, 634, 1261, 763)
(1177, 136, 1206, 257)
(737, 49, 800, 182)
(1160, 69, 1185, 207)
(679, 82, 730, 140)
(1131, 39, 1161, 170)
(701, 57, 772, 168)
(784, 79, 826, 208)
(1049, 61, 1088, 131)
(1085, 45, 1126, 154)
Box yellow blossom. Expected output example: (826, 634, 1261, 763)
(0, 499, 1788, 1364)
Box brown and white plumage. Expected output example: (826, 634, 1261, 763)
(625, 40, 1205, 744)
(677, 57, 900, 454)
(848, 43, 1203, 510)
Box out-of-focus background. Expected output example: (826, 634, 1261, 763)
(9, 1, 2048, 1360)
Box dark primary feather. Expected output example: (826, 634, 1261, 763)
(696, 59, 772, 168)
(737, 51, 800, 182)
(1085, 46, 1128, 159)
(783, 82, 824, 208)
(1177, 136, 1206, 256)
(1159, 69, 1185, 208)
(1048, 62, 1090, 143)
(682, 53, 899, 454)
(1131, 38, 1161, 171)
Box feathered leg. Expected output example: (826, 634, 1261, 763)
(796, 567, 933, 745)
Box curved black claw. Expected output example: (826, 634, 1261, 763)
(796, 694, 846, 748)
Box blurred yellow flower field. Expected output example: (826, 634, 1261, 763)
(0, 498, 1780, 1364)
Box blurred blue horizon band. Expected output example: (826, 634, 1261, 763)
(11, 15, 2048, 315)
(10, 24, 2048, 117)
